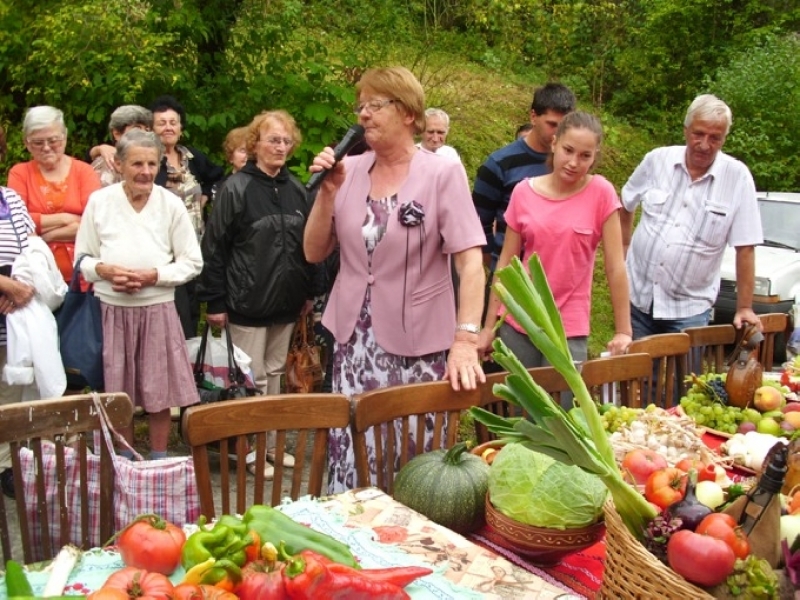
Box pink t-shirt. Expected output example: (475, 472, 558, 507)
(501, 174, 620, 337)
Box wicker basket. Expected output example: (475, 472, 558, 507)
(599, 500, 715, 599)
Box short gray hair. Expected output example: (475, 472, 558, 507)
(684, 94, 732, 135)
(23, 106, 67, 138)
(116, 129, 163, 163)
(109, 105, 153, 135)
(425, 107, 450, 129)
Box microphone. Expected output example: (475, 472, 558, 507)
(305, 124, 366, 193)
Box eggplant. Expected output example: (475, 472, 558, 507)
(666, 469, 712, 531)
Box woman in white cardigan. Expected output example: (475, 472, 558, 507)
(75, 129, 202, 459)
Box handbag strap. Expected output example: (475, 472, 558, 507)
(223, 322, 247, 386)
(92, 392, 144, 464)
(193, 322, 213, 382)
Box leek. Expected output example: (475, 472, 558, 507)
(470, 255, 657, 539)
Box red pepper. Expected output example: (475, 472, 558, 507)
(296, 549, 431, 588)
(282, 551, 411, 600)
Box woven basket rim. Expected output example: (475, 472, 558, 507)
(599, 500, 715, 599)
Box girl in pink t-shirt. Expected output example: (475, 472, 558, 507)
(478, 111, 632, 374)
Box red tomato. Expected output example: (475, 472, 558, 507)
(237, 560, 287, 600)
(173, 584, 204, 600)
(644, 468, 687, 510)
(103, 566, 174, 600)
(674, 458, 717, 482)
(87, 590, 129, 600)
(117, 515, 186, 576)
(197, 585, 239, 600)
(695, 513, 751, 559)
(621, 449, 669, 486)
(667, 529, 736, 587)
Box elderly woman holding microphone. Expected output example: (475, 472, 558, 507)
(75, 129, 202, 459)
(304, 66, 486, 493)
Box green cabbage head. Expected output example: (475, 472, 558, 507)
(489, 443, 607, 529)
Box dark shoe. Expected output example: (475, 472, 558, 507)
(1, 468, 14, 499)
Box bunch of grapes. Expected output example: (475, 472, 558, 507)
(600, 405, 643, 433)
(680, 373, 745, 434)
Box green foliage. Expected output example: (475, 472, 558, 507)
(705, 33, 800, 191)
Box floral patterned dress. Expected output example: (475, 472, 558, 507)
(327, 195, 447, 494)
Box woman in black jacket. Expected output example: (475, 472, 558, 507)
(198, 110, 315, 479)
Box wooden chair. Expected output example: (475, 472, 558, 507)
(627, 333, 691, 407)
(475, 366, 571, 443)
(683, 323, 736, 374)
(580, 353, 652, 408)
(351, 380, 480, 495)
(181, 394, 350, 519)
(0, 393, 133, 564)
(758, 312, 788, 371)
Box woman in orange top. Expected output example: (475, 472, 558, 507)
(8, 106, 101, 282)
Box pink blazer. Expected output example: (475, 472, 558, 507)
(322, 150, 484, 357)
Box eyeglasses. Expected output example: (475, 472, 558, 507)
(353, 99, 396, 115)
(27, 136, 65, 149)
(262, 136, 294, 147)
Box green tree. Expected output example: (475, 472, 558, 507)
(706, 33, 800, 191)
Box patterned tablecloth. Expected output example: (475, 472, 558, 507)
(0, 487, 578, 599)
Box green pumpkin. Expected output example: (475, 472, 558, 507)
(393, 442, 490, 534)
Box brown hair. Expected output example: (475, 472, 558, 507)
(547, 110, 603, 170)
(223, 126, 250, 162)
(356, 67, 425, 134)
(245, 110, 302, 155)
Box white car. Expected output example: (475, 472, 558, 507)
(713, 192, 800, 361)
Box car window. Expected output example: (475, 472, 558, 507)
(759, 199, 800, 251)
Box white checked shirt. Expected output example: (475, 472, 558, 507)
(622, 146, 762, 319)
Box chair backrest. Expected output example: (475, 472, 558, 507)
(758, 312, 788, 371)
(0, 393, 133, 564)
(182, 394, 350, 519)
(627, 333, 691, 407)
(683, 323, 736, 374)
(475, 366, 571, 443)
(351, 380, 480, 495)
(580, 353, 652, 408)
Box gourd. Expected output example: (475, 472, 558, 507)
(393, 442, 490, 534)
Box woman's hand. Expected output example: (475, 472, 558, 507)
(0, 278, 35, 313)
(309, 147, 345, 193)
(97, 263, 145, 294)
(607, 332, 632, 356)
(206, 312, 227, 327)
(445, 332, 486, 391)
(477, 327, 496, 361)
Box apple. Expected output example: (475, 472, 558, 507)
(621, 449, 669, 486)
(784, 403, 800, 414)
(754, 386, 785, 412)
(757, 417, 782, 436)
(784, 411, 800, 429)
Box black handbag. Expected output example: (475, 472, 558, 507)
(56, 256, 104, 390)
(193, 322, 261, 403)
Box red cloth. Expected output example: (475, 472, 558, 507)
(469, 526, 605, 599)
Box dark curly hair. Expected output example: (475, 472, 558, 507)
(149, 95, 186, 126)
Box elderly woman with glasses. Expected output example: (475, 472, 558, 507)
(75, 129, 202, 459)
(8, 106, 101, 282)
(305, 67, 486, 493)
(199, 110, 315, 480)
